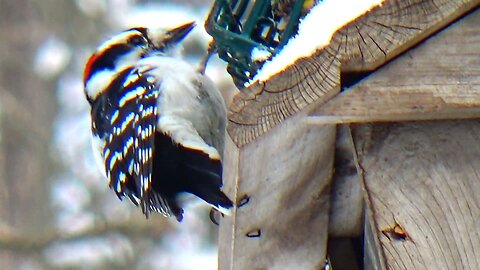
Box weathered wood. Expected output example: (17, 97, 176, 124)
(219, 111, 336, 270)
(228, 56, 341, 147)
(336, 0, 479, 72)
(309, 8, 480, 124)
(220, 2, 480, 269)
(228, 0, 479, 147)
(353, 120, 480, 269)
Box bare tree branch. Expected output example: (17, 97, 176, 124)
(0, 217, 170, 252)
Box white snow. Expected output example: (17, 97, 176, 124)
(251, 0, 385, 84)
(251, 47, 272, 62)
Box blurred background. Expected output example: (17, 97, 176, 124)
(0, 0, 237, 269)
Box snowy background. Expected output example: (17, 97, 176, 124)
(0, 0, 237, 269)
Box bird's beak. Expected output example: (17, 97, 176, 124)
(166, 21, 196, 42)
(149, 21, 196, 49)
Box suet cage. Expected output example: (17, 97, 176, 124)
(205, 0, 311, 87)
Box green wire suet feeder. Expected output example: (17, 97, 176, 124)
(205, 0, 312, 87)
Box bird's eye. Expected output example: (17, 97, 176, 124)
(129, 36, 146, 46)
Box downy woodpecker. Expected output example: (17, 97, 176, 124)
(83, 22, 233, 222)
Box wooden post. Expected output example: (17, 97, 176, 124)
(219, 111, 336, 269)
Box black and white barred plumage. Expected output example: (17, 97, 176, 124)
(83, 22, 233, 221)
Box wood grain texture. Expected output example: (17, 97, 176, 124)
(219, 112, 336, 270)
(229, 54, 340, 147)
(309, 8, 480, 124)
(227, 0, 479, 147)
(336, 0, 479, 71)
(353, 120, 480, 269)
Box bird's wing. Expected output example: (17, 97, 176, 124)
(130, 79, 163, 216)
(100, 67, 173, 217)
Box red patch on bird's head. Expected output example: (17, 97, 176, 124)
(83, 52, 101, 86)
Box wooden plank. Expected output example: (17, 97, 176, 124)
(309, 8, 480, 124)
(219, 111, 336, 269)
(352, 120, 480, 269)
(227, 0, 479, 147)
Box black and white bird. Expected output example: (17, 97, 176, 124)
(83, 22, 233, 222)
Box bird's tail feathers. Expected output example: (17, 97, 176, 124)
(184, 166, 234, 216)
(205, 190, 234, 216)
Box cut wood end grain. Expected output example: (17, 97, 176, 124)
(226, 0, 479, 147)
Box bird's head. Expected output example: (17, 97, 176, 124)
(83, 21, 196, 102)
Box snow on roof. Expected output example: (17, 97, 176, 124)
(250, 0, 385, 84)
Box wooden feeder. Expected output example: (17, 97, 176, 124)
(206, 0, 480, 269)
